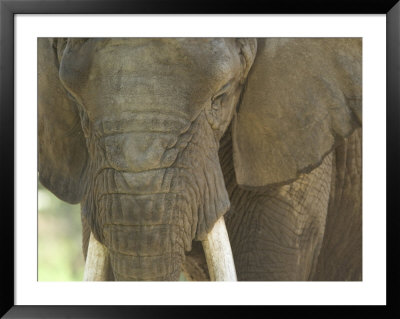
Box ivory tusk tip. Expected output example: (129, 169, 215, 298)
(83, 233, 112, 281)
(202, 217, 237, 281)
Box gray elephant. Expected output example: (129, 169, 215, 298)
(38, 38, 362, 281)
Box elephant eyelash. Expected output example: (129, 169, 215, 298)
(211, 92, 224, 103)
(212, 93, 225, 107)
(212, 82, 232, 104)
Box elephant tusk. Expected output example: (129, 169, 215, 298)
(202, 216, 237, 281)
(83, 232, 113, 281)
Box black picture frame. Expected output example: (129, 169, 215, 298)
(1, 0, 399, 317)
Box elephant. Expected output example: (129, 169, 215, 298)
(38, 38, 362, 281)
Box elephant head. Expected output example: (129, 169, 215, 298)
(38, 38, 361, 281)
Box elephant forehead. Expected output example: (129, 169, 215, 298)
(95, 38, 240, 76)
(61, 38, 242, 89)
(59, 38, 244, 121)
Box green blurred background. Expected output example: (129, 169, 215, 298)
(38, 182, 84, 281)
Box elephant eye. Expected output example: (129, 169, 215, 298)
(211, 82, 232, 108)
(211, 94, 225, 111)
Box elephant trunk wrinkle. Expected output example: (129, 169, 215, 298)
(110, 251, 184, 281)
(94, 167, 178, 198)
(105, 223, 185, 281)
(95, 111, 192, 137)
(93, 167, 196, 280)
(98, 124, 195, 172)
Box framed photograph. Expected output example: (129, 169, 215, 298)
(1, 0, 398, 317)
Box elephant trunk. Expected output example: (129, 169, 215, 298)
(84, 231, 177, 281)
(81, 111, 236, 280)
(89, 168, 189, 281)
(108, 225, 184, 281)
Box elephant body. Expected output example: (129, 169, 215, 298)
(38, 38, 362, 281)
(184, 127, 362, 281)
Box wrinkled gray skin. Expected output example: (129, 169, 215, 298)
(38, 38, 362, 281)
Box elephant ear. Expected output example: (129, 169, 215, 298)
(38, 38, 88, 203)
(232, 38, 362, 187)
